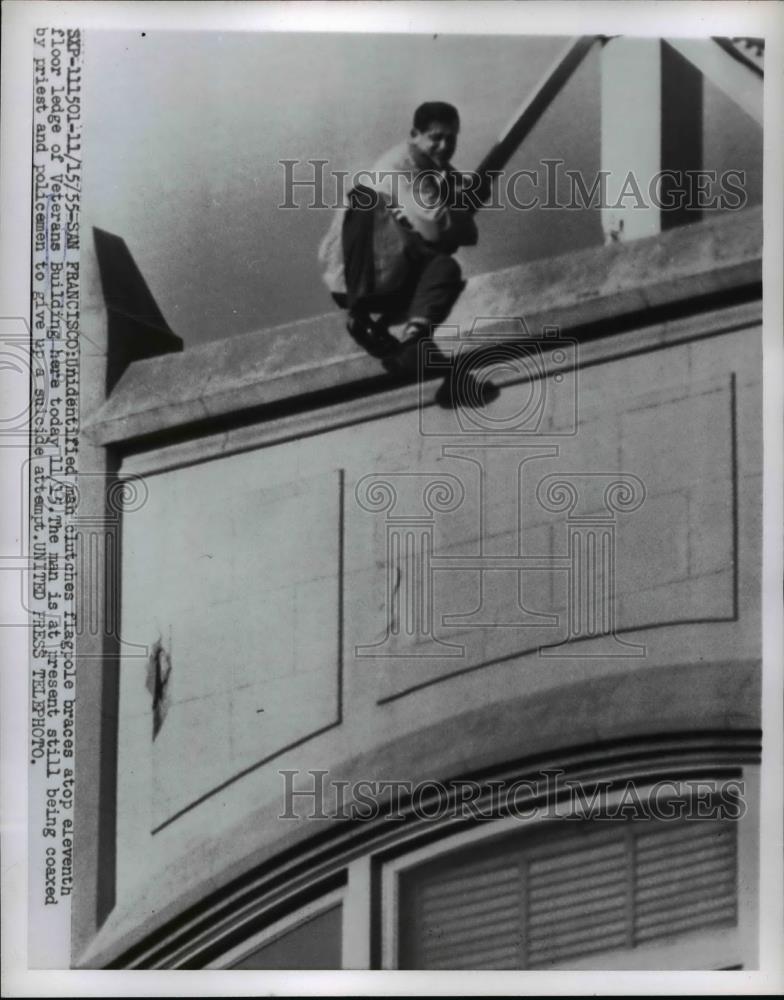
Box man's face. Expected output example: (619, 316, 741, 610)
(410, 120, 459, 168)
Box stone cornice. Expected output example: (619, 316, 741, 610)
(85, 206, 762, 449)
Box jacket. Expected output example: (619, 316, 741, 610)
(318, 140, 478, 299)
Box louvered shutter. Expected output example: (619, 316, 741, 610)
(401, 850, 524, 970)
(398, 818, 738, 970)
(633, 821, 737, 945)
(525, 829, 630, 966)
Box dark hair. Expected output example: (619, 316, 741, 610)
(412, 101, 460, 132)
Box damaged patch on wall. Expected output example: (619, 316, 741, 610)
(146, 637, 173, 739)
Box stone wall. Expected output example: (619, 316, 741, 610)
(74, 209, 762, 966)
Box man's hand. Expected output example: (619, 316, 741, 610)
(448, 207, 479, 247)
(432, 207, 478, 253)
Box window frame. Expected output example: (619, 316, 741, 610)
(379, 775, 758, 971)
(200, 767, 758, 971)
(204, 886, 345, 969)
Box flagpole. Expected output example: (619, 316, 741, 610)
(470, 35, 604, 209)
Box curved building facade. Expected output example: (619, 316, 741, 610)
(73, 204, 762, 970)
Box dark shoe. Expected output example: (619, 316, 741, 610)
(381, 323, 431, 378)
(382, 337, 423, 378)
(347, 313, 400, 359)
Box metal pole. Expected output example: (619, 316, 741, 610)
(470, 35, 603, 209)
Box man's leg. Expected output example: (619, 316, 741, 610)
(346, 310, 401, 359)
(384, 254, 499, 408)
(405, 253, 465, 333)
(342, 191, 402, 359)
(383, 254, 464, 375)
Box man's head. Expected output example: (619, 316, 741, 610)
(410, 101, 460, 168)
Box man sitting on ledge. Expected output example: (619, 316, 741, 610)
(319, 101, 479, 377)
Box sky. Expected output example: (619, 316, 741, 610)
(82, 31, 762, 346)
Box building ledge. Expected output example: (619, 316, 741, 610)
(85, 207, 761, 449)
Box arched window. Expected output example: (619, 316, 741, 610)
(132, 749, 759, 971)
(393, 816, 741, 970)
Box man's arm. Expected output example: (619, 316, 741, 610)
(366, 145, 479, 252)
(431, 170, 478, 253)
(443, 208, 478, 248)
(392, 171, 479, 252)
(365, 145, 450, 244)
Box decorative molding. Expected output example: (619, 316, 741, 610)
(375, 375, 739, 704)
(149, 468, 346, 834)
(118, 300, 761, 480)
(87, 207, 762, 453)
(90, 728, 760, 969)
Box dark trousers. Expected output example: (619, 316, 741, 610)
(397, 247, 465, 326)
(340, 195, 465, 327)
